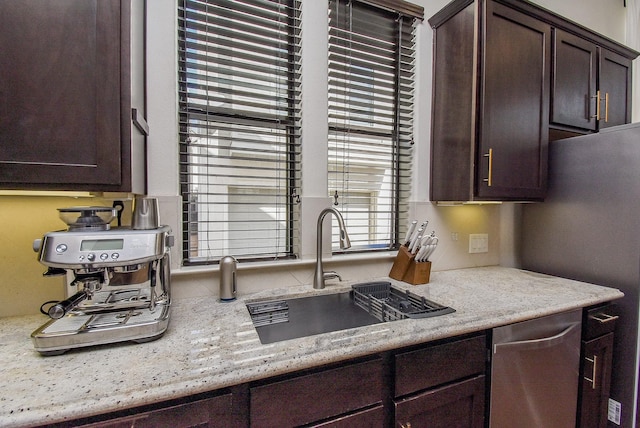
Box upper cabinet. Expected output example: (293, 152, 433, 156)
(551, 29, 635, 132)
(430, 0, 550, 202)
(0, 0, 147, 193)
(551, 31, 598, 131)
(429, 0, 639, 202)
(599, 49, 634, 128)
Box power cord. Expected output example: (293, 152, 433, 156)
(39, 300, 59, 316)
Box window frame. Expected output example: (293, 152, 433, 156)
(177, 0, 302, 265)
(327, 0, 418, 253)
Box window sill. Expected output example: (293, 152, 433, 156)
(170, 251, 398, 300)
(172, 250, 398, 276)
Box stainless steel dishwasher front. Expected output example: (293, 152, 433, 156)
(489, 309, 582, 427)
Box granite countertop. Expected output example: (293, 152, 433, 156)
(0, 266, 623, 427)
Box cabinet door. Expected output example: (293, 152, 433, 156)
(0, 0, 125, 190)
(599, 48, 633, 129)
(551, 30, 598, 131)
(578, 333, 614, 428)
(309, 405, 384, 428)
(395, 375, 485, 428)
(250, 358, 383, 428)
(477, 1, 550, 200)
(429, 1, 476, 202)
(77, 393, 237, 428)
(395, 335, 486, 397)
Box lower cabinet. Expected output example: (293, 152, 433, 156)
(394, 335, 487, 428)
(72, 392, 239, 428)
(577, 304, 617, 428)
(395, 376, 485, 428)
(249, 357, 384, 428)
(307, 405, 385, 427)
(578, 333, 614, 428)
(45, 333, 488, 428)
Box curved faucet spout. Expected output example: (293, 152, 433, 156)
(314, 207, 351, 289)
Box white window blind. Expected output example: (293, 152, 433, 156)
(178, 0, 301, 264)
(328, 0, 417, 251)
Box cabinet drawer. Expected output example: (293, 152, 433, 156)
(309, 405, 384, 428)
(78, 393, 234, 428)
(584, 304, 617, 340)
(250, 358, 383, 428)
(395, 335, 486, 397)
(395, 375, 485, 428)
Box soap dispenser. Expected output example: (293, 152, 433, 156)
(219, 256, 237, 302)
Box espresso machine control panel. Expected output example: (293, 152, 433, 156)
(37, 226, 173, 269)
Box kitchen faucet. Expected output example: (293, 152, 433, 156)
(314, 207, 351, 289)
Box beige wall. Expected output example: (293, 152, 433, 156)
(0, 195, 133, 317)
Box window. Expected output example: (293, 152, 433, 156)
(178, 0, 301, 264)
(328, 0, 417, 252)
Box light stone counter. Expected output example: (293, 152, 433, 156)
(0, 266, 623, 427)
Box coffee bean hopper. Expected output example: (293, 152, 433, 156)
(31, 205, 173, 355)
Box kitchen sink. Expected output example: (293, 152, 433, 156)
(246, 281, 455, 344)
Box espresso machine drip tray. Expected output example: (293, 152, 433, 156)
(31, 288, 170, 356)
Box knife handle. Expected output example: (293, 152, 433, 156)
(409, 228, 423, 252)
(404, 221, 417, 246)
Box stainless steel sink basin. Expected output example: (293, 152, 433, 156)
(247, 291, 381, 344)
(246, 281, 455, 344)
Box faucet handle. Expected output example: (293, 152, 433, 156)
(323, 271, 342, 282)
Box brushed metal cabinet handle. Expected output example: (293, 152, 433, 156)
(589, 313, 619, 324)
(584, 355, 598, 389)
(483, 148, 493, 187)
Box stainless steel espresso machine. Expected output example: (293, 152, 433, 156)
(31, 204, 173, 355)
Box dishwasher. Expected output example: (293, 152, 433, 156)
(489, 309, 582, 427)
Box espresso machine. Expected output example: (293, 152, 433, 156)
(31, 203, 173, 355)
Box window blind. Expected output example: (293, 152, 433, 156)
(178, 0, 302, 264)
(328, 0, 416, 251)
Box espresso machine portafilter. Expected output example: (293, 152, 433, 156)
(31, 204, 173, 356)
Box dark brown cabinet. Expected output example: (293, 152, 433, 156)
(308, 405, 385, 427)
(59, 391, 241, 428)
(551, 30, 598, 131)
(394, 334, 487, 428)
(577, 305, 617, 428)
(51, 333, 488, 428)
(599, 49, 634, 129)
(0, 0, 147, 193)
(395, 376, 485, 428)
(429, 0, 638, 202)
(248, 334, 487, 428)
(249, 357, 384, 428)
(551, 29, 635, 133)
(247, 334, 488, 428)
(429, 0, 550, 202)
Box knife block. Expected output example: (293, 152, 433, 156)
(402, 260, 432, 285)
(389, 246, 414, 281)
(389, 246, 431, 285)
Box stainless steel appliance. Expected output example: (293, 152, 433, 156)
(489, 309, 582, 427)
(31, 206, 173, 355)
(521, 123, 640, 427)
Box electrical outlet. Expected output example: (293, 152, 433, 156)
(451, 232, 458, 241)
(469, 233, 489, 253)
(608, 398, 621, 425)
